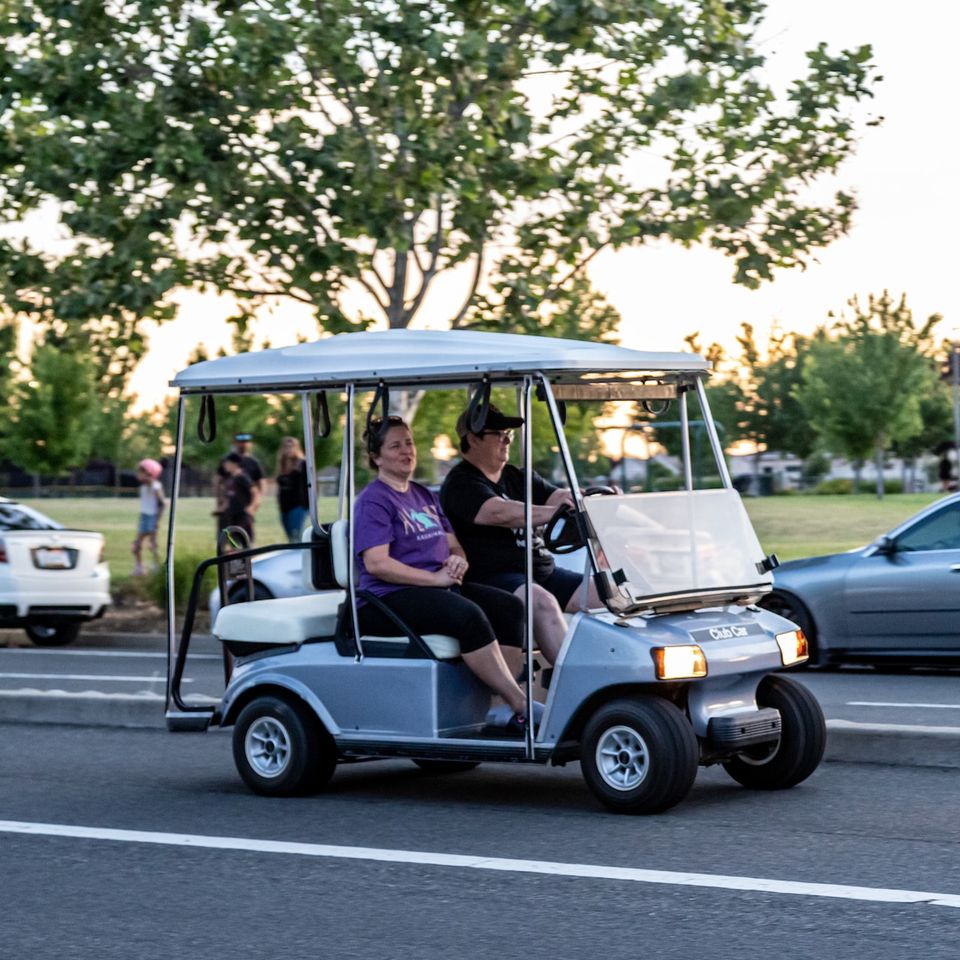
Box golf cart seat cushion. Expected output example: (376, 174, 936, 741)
(360, 633, 461, 659)
(213, 591, 346, 645)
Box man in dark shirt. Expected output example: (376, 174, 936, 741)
(220, 452, 262, 543)
(440, 404, 598, 664)
(214, 432, 264, 534)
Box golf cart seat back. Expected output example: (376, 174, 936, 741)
(213, 521, 461, 659)
(326, 520, 461, 660)
(212, 524, 351, 648)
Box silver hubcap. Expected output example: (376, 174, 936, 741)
(596, 725, 649, 791)
(245, 717, 292, 779)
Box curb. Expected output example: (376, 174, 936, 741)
(824, 719, 960, 769)
(3, 699, 960, 768)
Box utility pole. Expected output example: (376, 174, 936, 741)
(952, 338, 960, 476)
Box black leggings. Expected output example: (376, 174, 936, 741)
(357, 583, 523, 654)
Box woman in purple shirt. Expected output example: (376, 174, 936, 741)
(355, 417, 530, 722)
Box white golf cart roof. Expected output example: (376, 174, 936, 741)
(171, 329, 709, 393)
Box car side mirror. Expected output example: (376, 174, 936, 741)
(874, 535, 897, 556)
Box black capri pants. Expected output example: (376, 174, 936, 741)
(357, 583, 524, 654)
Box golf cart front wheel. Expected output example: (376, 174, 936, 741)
(581, 697, 699, 815)
(722, 675, 826, 790)
(232, 695, 337, 796)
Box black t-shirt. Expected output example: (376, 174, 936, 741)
(440, 460, 559, 581)
(277, 460, 309, 513)
(217, 453, 264, 486)
(223, 472, 254, 524)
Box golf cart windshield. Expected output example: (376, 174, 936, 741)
(585, 489, 772, 614)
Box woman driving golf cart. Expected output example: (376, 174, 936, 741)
(355, 415, 531, 727)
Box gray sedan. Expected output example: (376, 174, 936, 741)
(759, 493, 960, 667)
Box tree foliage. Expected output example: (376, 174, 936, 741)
(1, 0, 878, 346)
(1, 339, 99, 476)
(794, 292, 939, 496)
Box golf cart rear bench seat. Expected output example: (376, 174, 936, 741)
(212, 590, 462, 659)
(213, 592, 345, 645)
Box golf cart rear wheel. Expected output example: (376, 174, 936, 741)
(723, 675, 826, 790)
(581, 697, 699, 815)
(25, 622, 81, 647)
(232, 695, 337, 796)
(411, 759, 480, 773)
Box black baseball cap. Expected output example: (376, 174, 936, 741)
(455, 403, 524, 438)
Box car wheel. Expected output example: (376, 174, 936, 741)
(227, 581, 273, 604)
(580, 697, 699, 815)
(723, 675, 826, 791)
(411, 759, 480, 774)
(232, 695, 337, 796)
(25, 622, 82, 647)
(758, 591, 823, 666)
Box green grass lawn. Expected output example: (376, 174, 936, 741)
(12, 491, 946, 583)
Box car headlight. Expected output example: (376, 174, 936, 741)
(652, 645, 707, 680)
(776, 629, 809, 666)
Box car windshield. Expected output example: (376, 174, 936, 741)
(584, 489, 771, 611)
(0, 503, 61, 532)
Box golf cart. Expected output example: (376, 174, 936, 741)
(165, 330, 824, 814)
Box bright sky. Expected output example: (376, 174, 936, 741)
(118, 1, 958, 409)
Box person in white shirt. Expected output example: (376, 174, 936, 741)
(133, 458, 166, 576)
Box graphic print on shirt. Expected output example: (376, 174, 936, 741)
(400, 504, 443, 537)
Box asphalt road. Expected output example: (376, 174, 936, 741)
(2, 722, 960, 959)
(2, 630, 960, 729)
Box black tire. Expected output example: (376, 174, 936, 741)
(227, 581, 273, 604)
(581, 697, 699, 815)
(723, 675, 826, 791)
(758, 591, 822, 666)
(232, 695, 337, 796)
(411, 759, 480, 774)
(25, 622, 81, 647)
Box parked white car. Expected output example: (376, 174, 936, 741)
(0, 497, 111, 646)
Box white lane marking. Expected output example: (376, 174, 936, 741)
(0, 690, 217, 703)
(0, 673, 179, 683)
(828, 719, 960, 735)
(1, 820, 958, 909)
(848, 701, 960, 710)
(0, 650, 220, 660)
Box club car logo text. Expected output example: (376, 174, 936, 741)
(708, 625, 749, 640)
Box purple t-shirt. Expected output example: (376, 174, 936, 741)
(354, 479, 453, 599)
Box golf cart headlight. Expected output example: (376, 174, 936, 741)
(652, 645, 707, 680)
(776, 629, 809, 666)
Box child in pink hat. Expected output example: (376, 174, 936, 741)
(133, 459, 166, 576)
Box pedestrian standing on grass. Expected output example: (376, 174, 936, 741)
(276, 436, 310, 542)
(132, 458, 165, 576)
(220, 452, 262, 545)
(213, 432, 264, 535)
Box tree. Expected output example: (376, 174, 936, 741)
(794, 292, 939, 497)
(1, 340, 99, 488)
(1, 0, 878, 345)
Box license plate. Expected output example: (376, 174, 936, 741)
(33, 548, 74, 570)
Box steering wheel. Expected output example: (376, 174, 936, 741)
(543, 487, 618, 554)
(583, 485, 618, 497)
(543, 503, 583, 554)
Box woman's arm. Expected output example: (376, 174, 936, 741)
(362, 544, 458, 588)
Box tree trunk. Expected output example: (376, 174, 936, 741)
(852, 461, 862, 493)
(874, 444, 885, 499)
